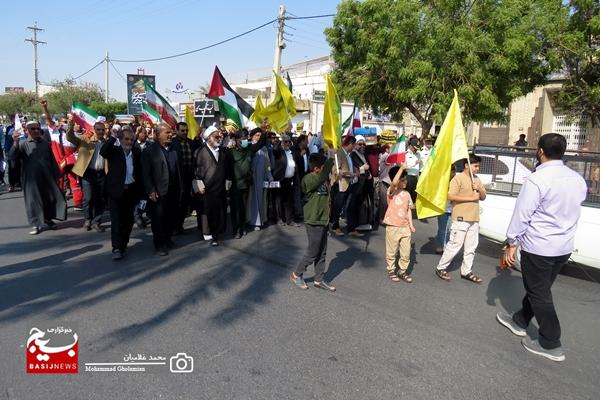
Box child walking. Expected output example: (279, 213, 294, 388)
(384, 164, 416, 283)
(290, 153, 336, 292)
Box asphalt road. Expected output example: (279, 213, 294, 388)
(1, 188, 599, 400)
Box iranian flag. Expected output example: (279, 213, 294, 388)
(144, 81, 179, 128)
(141, 102, 161, 125)
(386, 134, 407, 165)
(208, 66, 254, 128)
(71, 102, 98, 132)
(342, 101, 361, 135)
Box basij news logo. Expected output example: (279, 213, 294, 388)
(26, 326, 78, 374)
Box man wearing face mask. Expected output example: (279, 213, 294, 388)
(100, 126, 142, 260)
(192, 125, 231, 246)
(142, 123, 183, 256)
(229, 128, 267, 239)
(10, 121, 67, 234)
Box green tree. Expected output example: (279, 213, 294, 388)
(44, 79, 104, 116)
(89, 101, 128, 120)
(555, 0, 600, 126)
(326, 0, 564, 135)
(0, 92, 38, 117)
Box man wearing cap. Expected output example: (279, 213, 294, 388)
(10, 121, 67, 234)
(141, 123, 183, 256)
(66, 118, 108, 232)
(272, 134, 298, 226)
(418, 137, 433, 170)
(192, 125, 231, 246)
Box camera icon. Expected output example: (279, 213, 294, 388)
(169, 352, 193, 373)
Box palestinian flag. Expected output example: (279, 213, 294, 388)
(342, 101, 361, 135)
(386, 134, 407, 165)
(71, 102, 98, 133)
(141, 102, 161, 125)
(208, 66, 254, 128)
(144, 81, 179, 128)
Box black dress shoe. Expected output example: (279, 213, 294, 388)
(93, 223, 105, 233)
(44, 221, 57, 230)
(112, 249, 123, 261)
(210, 240, 219, 247)
(157, 248, 169, 256)
(234, 232, 243, 239)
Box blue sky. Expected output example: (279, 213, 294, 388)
(1, 0, 339, 101)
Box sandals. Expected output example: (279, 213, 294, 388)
(461, 272, 483, 284)
(397, 273, 413, 283)
(290, 273, 308, 290)
(388, 270, 400, 282)
(436, 269, 451, 281)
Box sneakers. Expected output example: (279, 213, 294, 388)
(521, 337, 565, 362)
(348, 230, 364, 238)
(496, 312, 526, 337)
(314, 281, 336, 292)
(28, 227, 41, 235)
(333, 228, 344, 236)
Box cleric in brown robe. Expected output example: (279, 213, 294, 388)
(9, 121, 67, 235)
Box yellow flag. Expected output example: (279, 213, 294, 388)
(254, 73, 296, 132)
(251, 95, 264, 124)
(416, 90, 469, 219)
(185, 105, 198, 140)
(322, 74, 342, 150)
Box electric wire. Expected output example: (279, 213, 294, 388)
(111, 18, 277, 63)
(72, 59, 105, 80)
(109, 61, 127, 83)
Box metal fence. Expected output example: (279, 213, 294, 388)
(473, 145, 600, 208)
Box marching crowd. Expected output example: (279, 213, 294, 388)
(1, 99, 589, 362)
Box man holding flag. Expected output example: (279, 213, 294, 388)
(416, 90, 485, 283)
(67, 109, 108, 233)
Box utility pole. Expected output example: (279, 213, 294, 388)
(105, 51, 109, 102)
(270, 5, 286, 101)
(25, 22, 46, 97)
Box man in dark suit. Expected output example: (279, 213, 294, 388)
(192, 126, 231, 246)
(171, 122, 198, 234)
(292, 134, 309, 221)
(272, 134, 298, 226)
(141, 123, 183, 256)
(100, 126, 142, 260)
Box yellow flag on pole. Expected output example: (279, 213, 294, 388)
(251, 95, 265, 124)
(322, 74, 342, 150)
(185, 105, 198, 140)
(253, 72, 296, 132)
(416, 90, 469, 219)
